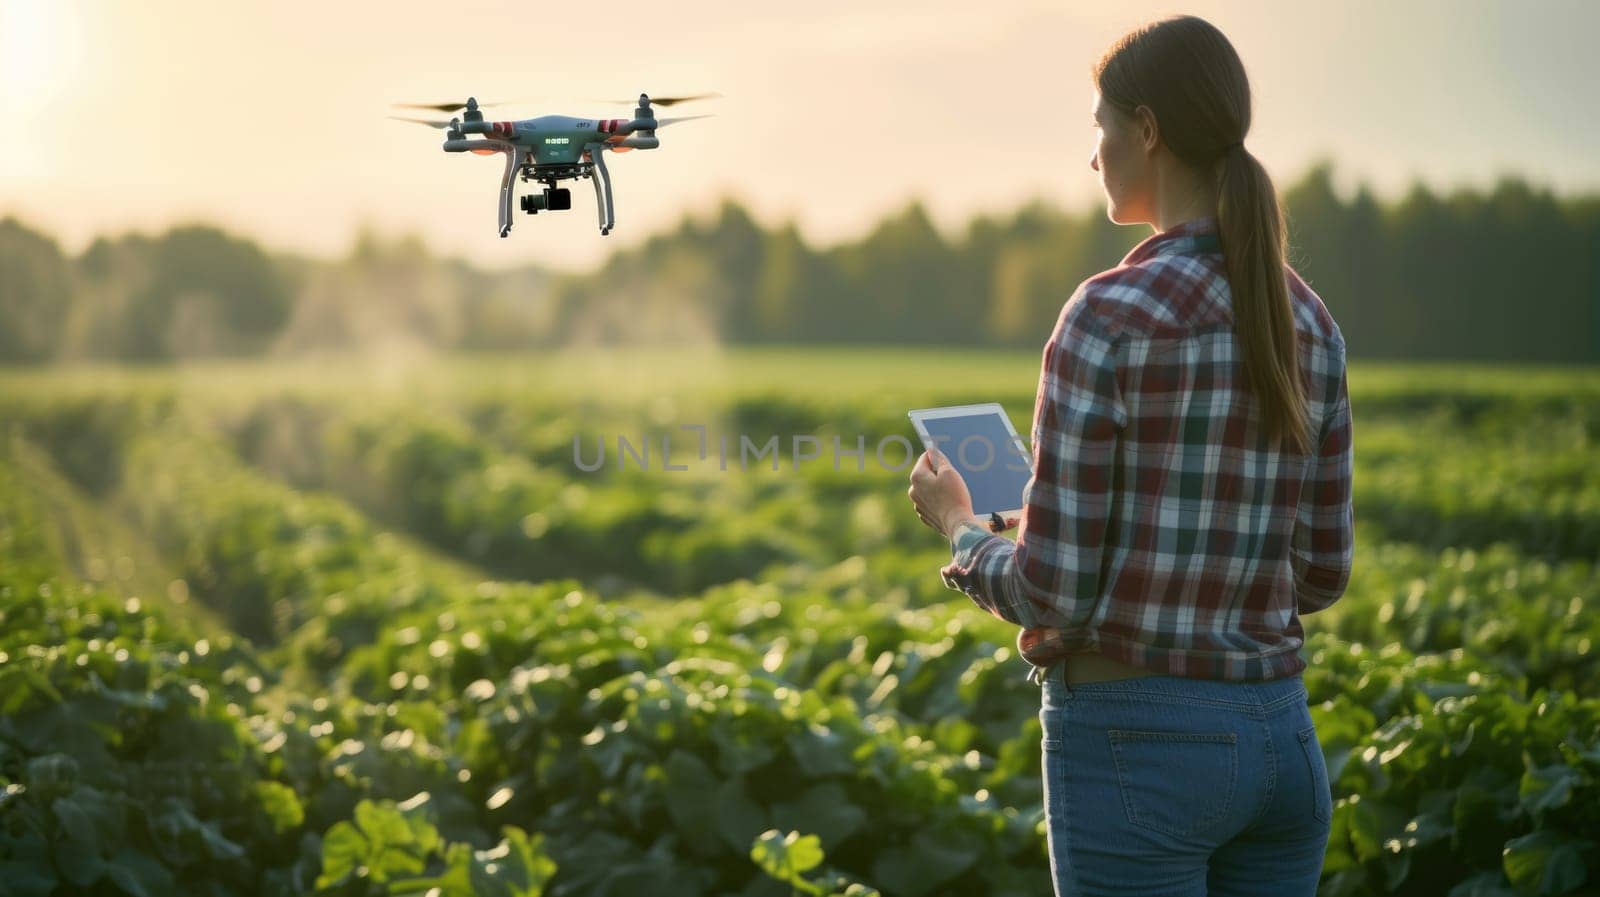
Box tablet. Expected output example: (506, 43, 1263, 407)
(907, 403, 1033, 521)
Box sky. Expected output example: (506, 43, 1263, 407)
(2, 0, 1597, 274)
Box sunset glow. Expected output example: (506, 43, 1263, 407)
(1, 0, 1595, 272)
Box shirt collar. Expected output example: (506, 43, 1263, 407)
(1119, 216, 1221, 266)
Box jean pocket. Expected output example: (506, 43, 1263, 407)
(1108, 729, 1237, 838)
(1297, 725, 1332, 825)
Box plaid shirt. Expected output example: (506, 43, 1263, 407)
(941, 216, 1353, 681)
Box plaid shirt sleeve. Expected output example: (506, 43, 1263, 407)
(1291, 339, 1354, 613)
(940, 288, 1125, 635)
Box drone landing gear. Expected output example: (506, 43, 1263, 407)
(496, 148, 616, 237)
(496, 147, 531, 238)
(585, 143, 616, 236)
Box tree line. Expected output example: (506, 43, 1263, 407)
(2, 162, 1596, 363)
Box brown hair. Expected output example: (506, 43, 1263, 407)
(1092, 15, 1311, 454)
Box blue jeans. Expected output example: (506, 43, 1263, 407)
(1038, 659, 1332, 896)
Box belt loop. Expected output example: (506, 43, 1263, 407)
(1028, 658, 1073, 696)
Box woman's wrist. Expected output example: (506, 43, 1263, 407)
(943, 511, 985, 540)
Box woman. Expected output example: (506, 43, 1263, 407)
(907, 14, 1354, 896)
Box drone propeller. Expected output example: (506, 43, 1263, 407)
(604, 113, 714, 153)
(656, 114, 714, 127)
(588, 92, 722, 107)
(391, 98, 522, 113)
(388, 115, 454, 129)
(647, 93, 722, 107)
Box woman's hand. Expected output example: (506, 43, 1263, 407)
(1018, 626, 1068, 667)
(908, 447, 979, 538)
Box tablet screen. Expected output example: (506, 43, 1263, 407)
(909, 405, 1033, 518)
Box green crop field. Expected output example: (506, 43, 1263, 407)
(2, 351, 1598, 897)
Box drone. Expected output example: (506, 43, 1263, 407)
(390, 92, 718, 238)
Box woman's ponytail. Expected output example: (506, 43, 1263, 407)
(1218, 145, 1310, 455)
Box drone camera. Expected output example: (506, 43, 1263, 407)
(521, 188, 571, 215)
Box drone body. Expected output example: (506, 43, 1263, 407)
(457, 114, 653, 164)
(392, 93, 715, 238)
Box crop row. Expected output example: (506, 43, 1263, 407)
(226, 386, 1600, 573)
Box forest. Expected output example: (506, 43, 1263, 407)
(3, 163, 1596, 364)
